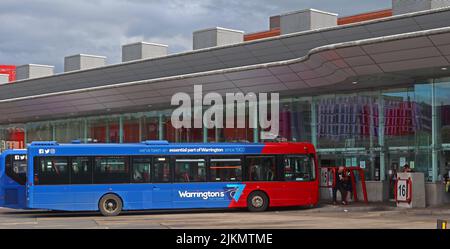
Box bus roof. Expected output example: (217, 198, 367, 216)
(26, 141, 315, 156)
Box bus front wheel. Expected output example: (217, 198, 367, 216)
(99, 194, 123, 216)
(247, 191, 269, 212)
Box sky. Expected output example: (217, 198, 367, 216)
(0, 0, 392, 72)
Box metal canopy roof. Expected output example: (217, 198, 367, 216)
(2, 7, 450, 101)
(2, 27, 450, 124)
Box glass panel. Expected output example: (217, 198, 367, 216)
(26, 122, 52, 142)
(413, 84, 432, 147)
(382, 87, 431, 147)
(260, 98, 311, 142)
(87, 116, 120, 143)
(415, 149, 432, 182)
(35, 157, 70, 185)
(93, 156, 129, 184)
(284, 156, 315, 181)
(245, 156, 276, 181)
(439, 151, 450, 183)
(142, 114, 159, 141)
(164, 115, 177, 142)
(174, 158, 206, 182)
(209, 157, 242, 182)
(316, 93, 378, 148)
(213, 104, 254, 143)
(435, 81, 450, 144)
(123, 114, 141, 143)
(53, 119, 84, 143)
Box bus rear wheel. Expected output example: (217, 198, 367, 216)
(99, 194, 122, 216)
(247, 191, 269, 212)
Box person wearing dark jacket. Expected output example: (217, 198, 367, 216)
(332, 166, 348, 205)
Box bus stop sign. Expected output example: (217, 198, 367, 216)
(396, 178, 412, 203)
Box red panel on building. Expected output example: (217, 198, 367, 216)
(0, 65, 16, 82)
(244, 28, 281, 42)
(338, 9, 393, 25)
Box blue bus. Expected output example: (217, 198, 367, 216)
(26, 141, 319, 216)
(0, 149, 27, 209)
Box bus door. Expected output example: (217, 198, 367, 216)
(151, 156, 172, 209)
(282, 155, 317, 204)
(0, 152, 27, 209)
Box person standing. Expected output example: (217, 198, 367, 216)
(402, 164, 413, 173)
(332, 166, 348, 205)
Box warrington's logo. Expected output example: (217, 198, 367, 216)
(177, 184, 246, 201)
(225, 184, 246, 202)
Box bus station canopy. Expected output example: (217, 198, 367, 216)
(1, 27, 450, 123)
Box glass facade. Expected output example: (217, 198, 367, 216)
(2, 79, 450, 183)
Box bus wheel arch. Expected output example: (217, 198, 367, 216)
(247, 190, 269, 212)
(98, 193, 123, 216)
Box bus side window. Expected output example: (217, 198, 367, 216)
(93, 156, 130, 184)
(209, 157, 242, 182)
(36, 157, 70, 185)
(5, 155, 27, 185)
(284, 155, 315, 182)
(174, 157, 206, 182)
(131, 157, 151, 183)
(245, 156, 276, 181)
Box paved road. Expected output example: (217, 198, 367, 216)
(1, 204, 449, 229)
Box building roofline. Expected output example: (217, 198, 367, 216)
(280, 8, 338, 17)
(64, 54, 107, 59)
(9, 6, 450, 86)
(193, 27, 245, 34)
(17, 64, 55, 68)
(2, 26, 450, 105)
(338, 8, 392, 19)
(122, 41, 169, 47)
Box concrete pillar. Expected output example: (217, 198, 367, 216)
(119, 116, 124, 143)
(378, 93, 386, 181)
(105, 119, 110, 143)
(83, 119, 88, 143)
(253, 106, 259, 143)
(215, 127, 220, 142)
(24, 126, 27, 146)
(432, 79, 439, 182)
(311, 98, 318, 147)
(139, 116, 143, 142)
(203, 126, 208, 143)
(52, 122, 56, 141)
(158, 114, 164, 140)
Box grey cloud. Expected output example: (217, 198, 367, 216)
(0, 0, 392, 72)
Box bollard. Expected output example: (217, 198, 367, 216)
(437, 220, 448, 229)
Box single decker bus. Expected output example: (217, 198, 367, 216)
(26, 141, 318, 216)
(0, 149, 27, 209)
